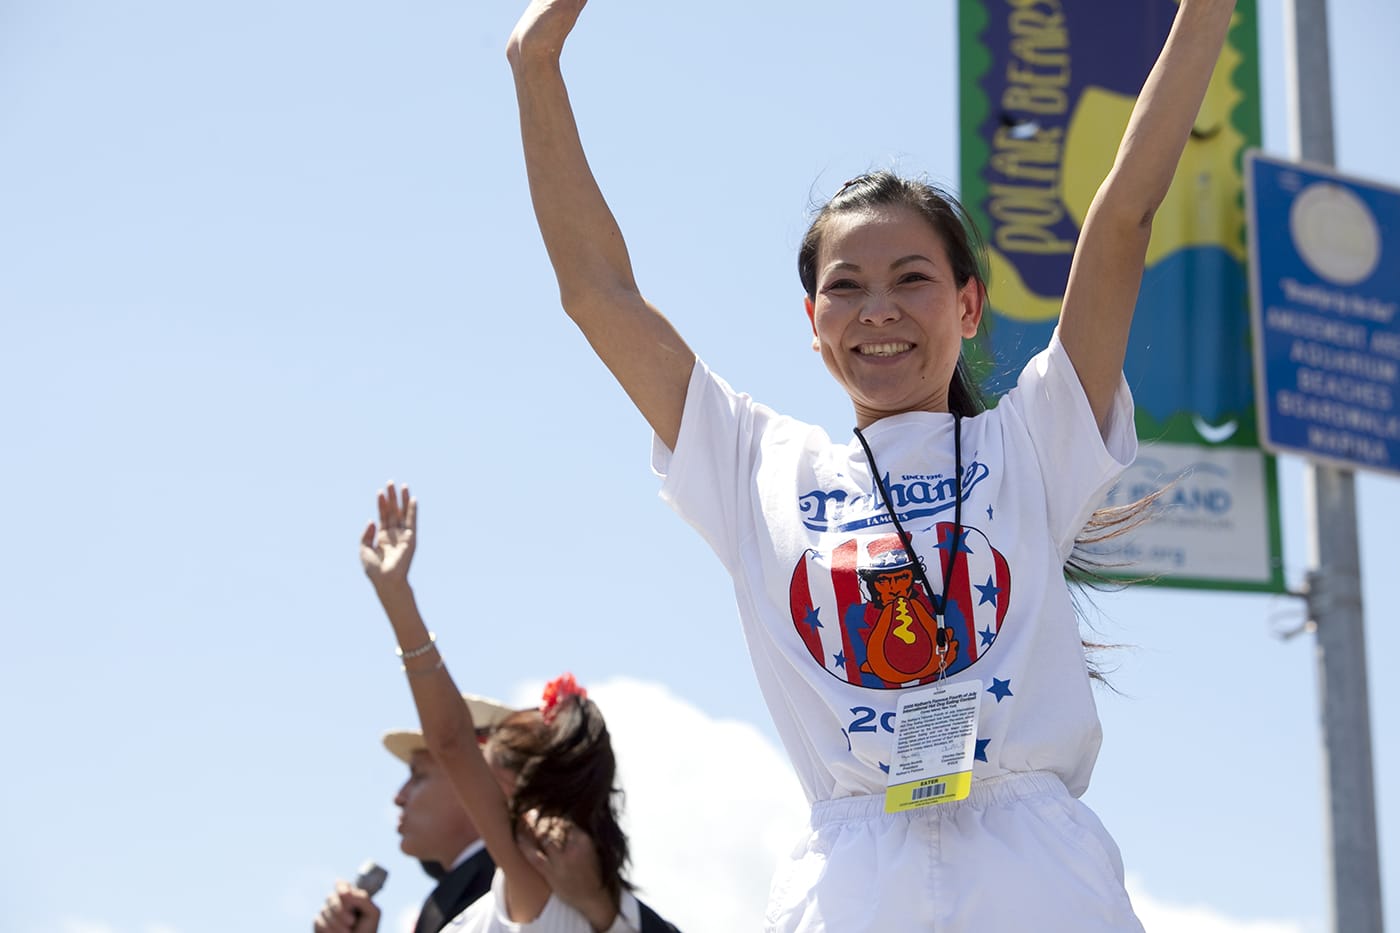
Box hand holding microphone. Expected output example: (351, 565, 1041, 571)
(312, 861, 388, 933)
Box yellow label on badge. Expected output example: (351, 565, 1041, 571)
(884, 769, 974, 813)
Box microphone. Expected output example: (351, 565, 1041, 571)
(355, 860, 389, 897)
(351, 861, 388, 924)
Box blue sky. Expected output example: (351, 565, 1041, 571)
(2, 2, 1397, 931)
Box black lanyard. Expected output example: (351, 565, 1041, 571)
(852, 413, 964, 661)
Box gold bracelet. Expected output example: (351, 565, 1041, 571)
(396, 632, 437, 660)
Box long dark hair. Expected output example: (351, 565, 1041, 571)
(488, 697, 631, 900)
(799, 171, 1159, 671)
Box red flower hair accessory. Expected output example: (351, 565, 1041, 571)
(541, 673, 588, 724)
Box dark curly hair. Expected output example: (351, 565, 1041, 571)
(487, 697, 631, 902)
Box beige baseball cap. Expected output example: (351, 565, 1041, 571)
(382, 693, 517, 763)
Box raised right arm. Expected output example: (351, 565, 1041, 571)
(507, 0, 694, 450)
(361, 485, 552, 922)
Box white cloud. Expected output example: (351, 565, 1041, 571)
(1128, 876, 1307, 933)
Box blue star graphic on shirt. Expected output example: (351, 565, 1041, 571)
(935, 527, 974, 556)
(986, 504, 995, 520)
(988, 678, 1014, 703)
(878, 761, 890, 774)
(974, 738, 990, 762)
(975, 575, 1002, 606)
(935, 527, 973, 554)
(979, 626, 997, 648)
(802, 606, 823, 632)
(833, 651, 847, 669)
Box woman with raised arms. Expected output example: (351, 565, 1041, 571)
(505, 1, 1235, 929)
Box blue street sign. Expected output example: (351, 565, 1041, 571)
(1246, 151, 1400, 476)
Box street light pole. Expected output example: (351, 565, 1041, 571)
(1285, 1, 1385, 930)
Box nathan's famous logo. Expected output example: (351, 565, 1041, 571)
(798, 461, 990, 533)
(790, 524, 1011, 689)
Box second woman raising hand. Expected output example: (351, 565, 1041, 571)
(360, 484, 640, 932)
(360, 485, 554, 925)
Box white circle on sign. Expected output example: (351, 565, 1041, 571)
(1289, 182, 1381, 285)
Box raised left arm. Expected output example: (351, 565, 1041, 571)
(1057, 0, 1237, 433)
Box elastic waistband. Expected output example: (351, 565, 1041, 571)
(810, 771, 1067, 825)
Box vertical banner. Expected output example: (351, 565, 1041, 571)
(958, 0, 1285, 591)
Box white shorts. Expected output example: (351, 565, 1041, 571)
(764, 771, 1143, 933)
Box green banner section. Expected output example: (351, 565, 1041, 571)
(958, 0, 1284, 592)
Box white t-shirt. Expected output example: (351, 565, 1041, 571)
(445, 869, 643, 933)
(652, 335, 1136, 803)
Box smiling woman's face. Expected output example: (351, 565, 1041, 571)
(805, 204, 983, 428)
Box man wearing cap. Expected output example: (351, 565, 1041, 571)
(313, 694, 681, 933)
(390, 694, 514, 933)
(313, 694, 514, 933)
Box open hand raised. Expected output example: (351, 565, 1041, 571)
(359, 482, 417, 588)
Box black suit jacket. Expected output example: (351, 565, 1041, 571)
(412, 847, 681, 933)
(413, 848, 496, 933)
(636, 897, 681, 933)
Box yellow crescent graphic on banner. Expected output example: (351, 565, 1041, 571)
(988, 34, 1246, 323)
